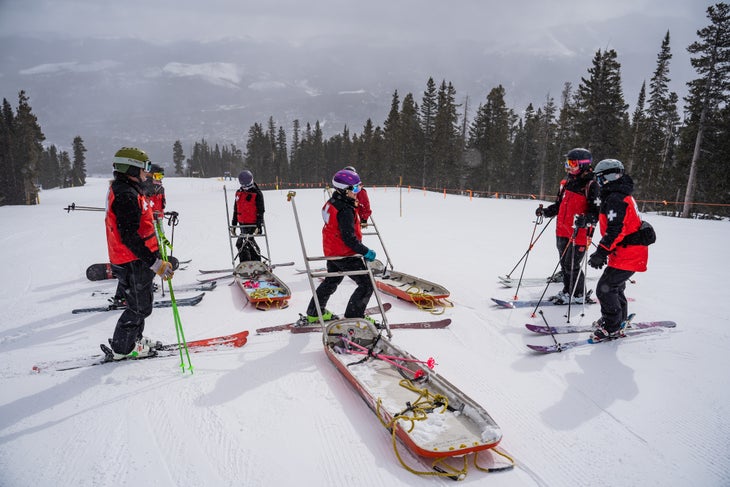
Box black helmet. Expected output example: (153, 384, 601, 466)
(564, 148, 592, 174)
(238, 170, 254, 189)
(594, 159, 624, 186)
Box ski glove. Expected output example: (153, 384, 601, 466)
(588, 247, 609, 269)
(363, 249, 376, 262)
(535, 206, 544, 217)
(574, 214, 588, 228)
(151, 258, 175, 280)
(169, 256, 179, 270)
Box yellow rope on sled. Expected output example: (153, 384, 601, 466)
(405, 286, 454, 315)
(248, 287, 289, 310)
(372, 378, 513, 479)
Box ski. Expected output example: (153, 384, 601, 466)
(525, 320, 677, 335)
(294, 267, 326, 274)
(299, 318, 451, 334)
(526, 327, 672, 353)
(71, 293, 205, 314)
(491, 291, 597, 309)
(197, 273, 233, 283)
(32, 330, 249, 372)
(199, 268, 234, 274)
(92, 280, 217, 296)
(256, 303, 391, 334)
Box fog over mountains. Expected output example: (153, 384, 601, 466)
(0, 10, 702, 175)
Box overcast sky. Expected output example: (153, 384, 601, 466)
(0, 0, 712, 49)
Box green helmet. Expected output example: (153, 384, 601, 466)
(113, 147, 151, 174)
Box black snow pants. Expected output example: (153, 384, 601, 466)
(306, 256, 373, 318)
(595, 266, 635, 332)
(110, 260, 156, 354)
(556, 236, 587, 297)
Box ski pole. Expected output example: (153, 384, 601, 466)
(344, 338, 433, 379)
(511, 212, 550, 300)
(64, 202, 104, 212)
(503, 214, 554, 281)
(154, 219, 193, 374)
(529, 225, 579, 318)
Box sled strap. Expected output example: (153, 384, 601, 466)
(473, 447, 516, 473)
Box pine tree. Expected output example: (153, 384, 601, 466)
(431, 81, 462, 189)
(59, 150, 71, 187)
(574, 49, 629, 161)
(13, 91, 45, 204)
(399, 92, 423, 187)
(420, 78, 437, 187)
(71, 136, 87, 186)
(680, 2, 730, 217)
(173, 140, 185, 176)
(383, 90, 403, 178)
(468, 85, 512, 193)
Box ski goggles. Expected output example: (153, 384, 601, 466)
(152, 172, 164, 180)
(565, 158, 591, 170)
(351, 183, 362, 194)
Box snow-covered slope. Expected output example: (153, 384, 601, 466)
(1, 177, 728, 486)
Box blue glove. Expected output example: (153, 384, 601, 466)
(363, 249, 376, 262)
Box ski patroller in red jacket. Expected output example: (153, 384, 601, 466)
(232, 184, 265, 228)
(543, 170, 600, 246)
(106, 177, 159, 266)
(595, 174, 648, 272)
(322, 190, 370, 257)
(355, 187, 372, 222)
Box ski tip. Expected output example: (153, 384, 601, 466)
(526, 344, 553, 353)
(525, 324, 548, 334)
(491, 298, 515, 309)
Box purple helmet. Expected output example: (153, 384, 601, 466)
(332, 169, 361, 191)
(238, 170, 254, 189)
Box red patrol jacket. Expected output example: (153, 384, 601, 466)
(555, 179, 591, 246)
(322, 201, 362, 257)
(106, 187, 159, 265)
(597, 194, 648, 272)
(234, 189, 259, 224)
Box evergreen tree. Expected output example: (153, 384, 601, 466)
(39, 145, 61, 189)
(420, 78, 437, 187)
(59, 150, 71, 187)
(638, 31, 682, 208)
(536, 94, 559, 198)
(680, 2, 730, 217)
(431, 81, 462, 189)
(173, 140, 185, 176)
(0, 98, 14, 205)
(468, 85, 512, 192)
(399, 92, 423, 187)
(71, 136, 87, 186)
(383, 90, 403, 178)
(574, 49, 629, 161)
(12, 91, 45, 204)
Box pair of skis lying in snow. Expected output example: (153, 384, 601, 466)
(42, 304, 449, 372)
(524, 317, 677, 353)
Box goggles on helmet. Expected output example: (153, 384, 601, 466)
(565, 158, 591, 170)
(152, 172, 164, 180)
(595, 168, 623, 186)
(351, 183, 362, 194)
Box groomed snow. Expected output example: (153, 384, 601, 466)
(1, 177, 728, 486)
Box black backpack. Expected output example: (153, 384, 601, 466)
(622, 220, 656, 246)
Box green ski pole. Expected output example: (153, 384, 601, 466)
(154, 218, 193, 374)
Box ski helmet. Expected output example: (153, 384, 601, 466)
(332, 169, 361, 193)
(594, 159, 624, 186)
(149, 163, 164, 182)
(564, 148, 592, 174)
(113, 147, 151, 175)
(238, 170, 254, 189)
(343, 165, 357, 173)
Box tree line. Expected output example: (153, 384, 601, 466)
(0, 90, 87, 205)
(2, 3, 728, 217)
(180, 3, 727, 217)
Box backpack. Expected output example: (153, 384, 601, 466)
(622, 220, 656, 246)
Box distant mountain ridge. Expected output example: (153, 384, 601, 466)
(0, 26, 695, 175)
